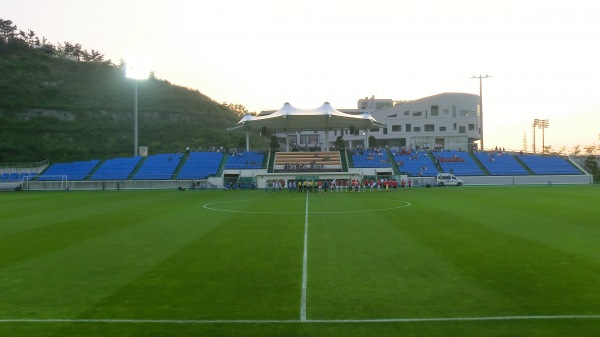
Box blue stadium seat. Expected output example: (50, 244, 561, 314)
(178, 152, 224, 179)
(91, 156, 143, 180)
(37, 160, 100, 181)
(475, 152, 529, 176)
(518, 155, 581, 175)
(134, 154, 182, 180)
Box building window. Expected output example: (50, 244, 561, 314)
(383, 128, 388, 135)
(412, 111, 422, 117)
(392, 125, 402, 132)
(452, 105, 456, 118)
(404, 111, 410, 116)
(431, 105, 439, 116)
(468, 124, 475, 131)
(439, 126, 446, 132)
(406, 124, 412, 132)
(414, 127, 421, 132)
(370, 127, 380, 132)
(453, 123, 457, 131)
(459, 126, 466, 133)
(425, 124, 435, 132)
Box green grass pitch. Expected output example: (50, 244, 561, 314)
(1, 185, 599, 336)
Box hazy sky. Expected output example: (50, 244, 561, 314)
(3, 0, 599, 151)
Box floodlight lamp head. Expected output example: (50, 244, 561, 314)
(125, 55, 151, 80)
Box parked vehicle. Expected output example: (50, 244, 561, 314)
(436, 173, 463, 186)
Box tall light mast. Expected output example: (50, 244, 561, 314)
(471, 74, 491, 150)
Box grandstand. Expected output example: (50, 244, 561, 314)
(394, 151, 437, 177)
(274, 151, 342, 172)
(225, 151, 264, 169)
(351, 149, 391, 168)
(37, 160, 100, 181)
(475, 151, 529, 176)
(434, 151, 483, 176)
(3, 148, 591, 191)
(517, 154, 582, 175)
(91, 156, 142, 180)
(178, 151, 224, 180)
(134, 154, 182, 180)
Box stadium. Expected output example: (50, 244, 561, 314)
(0, 92, 593, 192)
(1, 92, 599, 337)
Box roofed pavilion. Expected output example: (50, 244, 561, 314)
(228, 102, 386, 151)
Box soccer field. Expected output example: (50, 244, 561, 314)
(1, 185, 599, 336)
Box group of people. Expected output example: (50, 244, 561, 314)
(265, 177, 413, 193)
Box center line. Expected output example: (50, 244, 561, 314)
(300, 190, 309, 322)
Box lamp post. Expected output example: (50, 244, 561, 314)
(126, 57, 150, 156)
(471, 74, 491, 150)
(539, 119, 549, 154)
(532, 118, 549, 154)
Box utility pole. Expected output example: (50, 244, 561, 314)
(471, 74, 491, 150)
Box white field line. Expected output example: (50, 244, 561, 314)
(300, 190, 309, 322)
(2, 315, 600, 324)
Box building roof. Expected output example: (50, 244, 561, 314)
(228, 102, 386, 132)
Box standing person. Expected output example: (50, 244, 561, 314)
(408, 178, 413, 189)
(265, 180, 269, 193)
(401, 179, 405, 190)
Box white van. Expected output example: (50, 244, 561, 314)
(436, 173, 463, 186)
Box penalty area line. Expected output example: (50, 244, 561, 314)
(1, 315, 600, 325)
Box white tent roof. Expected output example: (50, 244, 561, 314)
(228, 102, 386, 132)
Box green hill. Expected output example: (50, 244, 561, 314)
(0, 19, 249, 163)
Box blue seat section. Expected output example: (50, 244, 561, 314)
(394, 152, 438, 177)
(434, 151, 483, 176)
(178, 152, 224, 179)
(351, 149, 391, 168)
(134, 154, 182, 180)
(225, 151, 264, 169)
(475, 152, 529, 176)
(91, 156, 143, 180)
(0, 172, 35, 181)
(517, 155, 581, 175)
(38, 160, 100, 181)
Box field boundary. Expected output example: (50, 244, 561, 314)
(2, 315, 600, 325)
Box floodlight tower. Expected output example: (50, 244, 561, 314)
(126, 57, 150, 156)
(471, 74, 491, 150)
(532, 118, 540, 154)
(538, 119, 549, 154)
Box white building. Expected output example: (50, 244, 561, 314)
(269, 92, 481, 152)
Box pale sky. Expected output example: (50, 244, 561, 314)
(3, 0, 599, 151)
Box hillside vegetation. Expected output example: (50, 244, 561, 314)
(0, 18, 250, 163)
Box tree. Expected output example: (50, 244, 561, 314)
(0, 19, 17, 44)
(334, 136, 345, 150)
(584, 156, 599, 183)
(223, 102, 254, 117)
(584, 145, 597, 156)
(269, 135, 280, 151)
(571, 145, 581, 156)
(368, 135, 377, 147)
